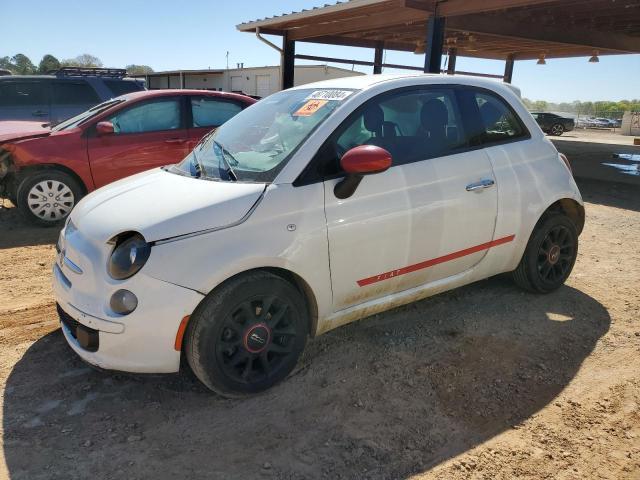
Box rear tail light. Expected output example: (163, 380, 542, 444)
(559, 153, 572, 174)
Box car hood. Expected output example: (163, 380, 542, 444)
(0, 121, 50, 144)
(70, 168, 266, 243)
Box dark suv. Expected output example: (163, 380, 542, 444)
(0, 67, 145, 124)
(530, 112, 575, 136)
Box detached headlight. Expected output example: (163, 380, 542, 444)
(108, 232, 151, 280)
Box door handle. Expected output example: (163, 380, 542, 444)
(32, 110, 48, 117)
(165, 138, 186, 144)
(466, 179, 495, 192)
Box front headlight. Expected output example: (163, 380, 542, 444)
(108, 232, 151, 280)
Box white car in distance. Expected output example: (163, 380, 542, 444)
(54, 74, 584, 396)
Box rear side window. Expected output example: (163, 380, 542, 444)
(104, 80, 144, 97)
(474, 91, 526, 143)
(108, 99, 181, 134)
(190, 97, 243, 128)
(0, 82, 47, 106)
(52, 82, 100, 104)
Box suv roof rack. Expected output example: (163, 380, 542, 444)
(51, 67, 128, 78)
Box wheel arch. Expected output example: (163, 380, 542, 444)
(182, 266, 320, 353)
(541, 198, 585, 235)
(262, 267, 320, 337)
(16, 163, 89, 197)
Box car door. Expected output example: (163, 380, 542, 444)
(87, 96, 188, 188)
(186, 95, 245, 150)
(0, 80, 50, 121)
(50, 80, 101, 124)
(541, 113, 554, 131)
(320, 86, 499, 310)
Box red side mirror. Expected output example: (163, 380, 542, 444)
(96, 121, 115, 135)
(334, 145, 393, 199)
(340, 145, 392, 175)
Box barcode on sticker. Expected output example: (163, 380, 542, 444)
(305, 90, 353, 101)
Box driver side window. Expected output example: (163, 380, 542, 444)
(332, 88, 466, 171)
(108, 99, 181, 134)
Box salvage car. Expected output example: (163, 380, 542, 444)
(530, 112, 575, 136)
(54, 74, 584, 396)
(0, 89, 255, 224)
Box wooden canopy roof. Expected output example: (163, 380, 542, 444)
(237, 0, 640, 60)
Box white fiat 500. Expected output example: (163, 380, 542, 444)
(54, 74, 584, 396)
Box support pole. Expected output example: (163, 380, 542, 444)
(282, 32, 296, 90)
(504, 54, 515, 83)
(373, 42, 384, 74)
(424, 15, 446, 74)
(447, 48, 457, 75)
(179, 71, 184, 89)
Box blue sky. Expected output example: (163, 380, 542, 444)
(4, 0, 639, 102)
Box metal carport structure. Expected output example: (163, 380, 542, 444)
(237, 0, 640, 88)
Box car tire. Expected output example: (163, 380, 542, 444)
(16, 170, 83, 226)
(185, 271, 309, 397)
(550, 123, 564, 136)
(512, 212, 578, 293)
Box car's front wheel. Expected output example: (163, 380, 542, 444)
(512, 212, 578, 293)
(185, 271, 309, 396)
(550, 123, 565, 136)
(17, 170, 83, 226)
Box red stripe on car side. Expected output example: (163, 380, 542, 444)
(356, 235, 516, 287)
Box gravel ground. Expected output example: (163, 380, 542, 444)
(0, 178, 638, 480)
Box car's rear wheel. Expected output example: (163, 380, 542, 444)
(185, 271, 309, 397)
(512, 212, 578, 293)
(17, 170, 83, 226)
(550, 123, 564, 136)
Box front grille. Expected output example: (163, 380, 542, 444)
(57, 303, 99, 352)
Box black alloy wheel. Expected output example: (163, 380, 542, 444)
(512, 212, 578, 293)
(536, 224, 575, 285)
(550, 123, 564, 136)
(217, 295, 299, 384)
(185, 271, 308, 396)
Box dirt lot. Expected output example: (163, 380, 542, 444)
(0, 177, 639, 480)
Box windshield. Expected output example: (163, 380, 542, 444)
(51, 99, 125, 131)
(172, 88, 355, 182)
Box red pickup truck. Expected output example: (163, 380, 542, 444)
(0, 89, 255, 225)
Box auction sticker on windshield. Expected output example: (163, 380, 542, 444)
(305, 90, 353, 101)
(294, 99, 328, 117)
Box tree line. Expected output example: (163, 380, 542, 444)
(2, 54, 638, 115)
(521, 98, 640, 117)
(0, 53, 154, 76)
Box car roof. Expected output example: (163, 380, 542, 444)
(287, 72, 522, 98)
(288, 72, 430, 90)
(289, 72, 501, 90)
(118, 89, 256, 103)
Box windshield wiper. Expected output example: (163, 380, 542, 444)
(213, 141, 238, 181)
(192, 152, 205, 178)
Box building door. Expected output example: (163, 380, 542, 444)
(256, 75, 271, 98)
(230, 76, 243, 93)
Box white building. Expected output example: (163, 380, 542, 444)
(141, 65, 364, 98)
(621, 111, 640, 137)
